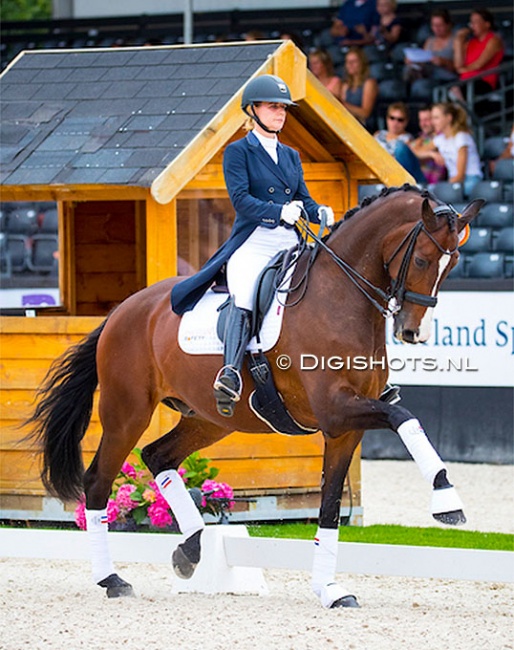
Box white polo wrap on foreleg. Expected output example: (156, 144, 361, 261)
(156, 470, 205, 538)
(85, 508, 115, 583)
(397, 418, 446, 484)
(311, 527, 351, 608)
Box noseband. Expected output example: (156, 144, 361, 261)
(384, 206, 459, 311)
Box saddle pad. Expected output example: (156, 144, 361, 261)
(178, 281, 292, 356)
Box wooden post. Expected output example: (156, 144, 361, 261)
(145, 195, 177, 285)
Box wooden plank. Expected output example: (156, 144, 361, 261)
(146, 196, 177, 285)
(75, 243, 136, 273)
(1, 334, 85, 359)
(0, 316, 102, 335)
(0, 185, 147, 202)
(0, 358, 53, 388)
(75, 272, 138, 302)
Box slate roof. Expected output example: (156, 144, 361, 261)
(0, 42, 280, 188)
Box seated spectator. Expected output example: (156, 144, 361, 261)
(308, 48, 342, 99)
(409, 105, 447, 184)
(490, 124, 514, 175)
(404, 9, 457, 84)
(340, 47, 378, 127)
(429, 102, 483, 197)
(452, 8, 504, 101)
(374, 102, 426, 183)
(369, 0, 403, 49)
(330, 0, 380, 48)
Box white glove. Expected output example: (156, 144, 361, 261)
(280, 200, 303, 226)
(318, 205, 335, 227)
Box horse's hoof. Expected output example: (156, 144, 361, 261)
(172, 546, 198, 579)
(330, 595, 360, 609)
(98, 573, 135, 598)
(433, 509, 467, 526)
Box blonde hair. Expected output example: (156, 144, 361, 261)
(433, 102, 471, 135)
(344, 47, 370, 89)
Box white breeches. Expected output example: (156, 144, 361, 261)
(227, 224, 298, 310)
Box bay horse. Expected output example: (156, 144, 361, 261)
(26, 185, 482, 608)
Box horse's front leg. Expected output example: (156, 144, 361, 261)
(312, 430, 362, 609)
(337, 399, 466, 526)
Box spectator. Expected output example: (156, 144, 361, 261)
(430, 102, 483, 197)
(340, 47, 378, 127)
(409, 105, 447, 184)
(374, 102, 426, 182)
(308, 48, 342, 98)
(369, 0, 402, 49)
(404, 9, 457, 84)
(453, 8, 504, 100)
(330, 0, 380, 48)
(280, 32, 305, 52)
(490, 124, 514, 175)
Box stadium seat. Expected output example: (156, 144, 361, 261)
(358, 184, 385, 202)
(461, 227, 493, 253)
(409, 78, 435, 101)
(467, 252, 505, 278)
(483, 135, 510, 161)
(494, 227, 514, 254)
(477, 203, 513, 228)
(469, 180, 503, 203)
(38, 209, 58, 233)
(493, 159, 514, 182)
(0, 232, 12, 277)
(378, 79, 408, 102)
(6, 235, 29, 273)
(428, 182, 464, 204)
(27, 235, 58, 273)
(6, 205, 38, 236)
(369, 61, 397, 81)
(447, 254, 467, 278)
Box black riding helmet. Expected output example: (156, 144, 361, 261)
(241, 74, 297, 134)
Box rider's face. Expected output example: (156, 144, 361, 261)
(253, 102, 288, 135)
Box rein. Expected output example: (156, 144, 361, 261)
(284, 203, 458, 318)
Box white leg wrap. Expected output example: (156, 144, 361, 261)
(155, 470, 205, 538)
(311, 527, 352, 608)
(397, 418, 446, 485)
(431, 485, 464, 515)
(85, 509, 115, 583)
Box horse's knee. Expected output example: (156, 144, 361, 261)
(141, 438, 174, 476)
(83, 466, 112, 510)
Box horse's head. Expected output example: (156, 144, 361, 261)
(385, 196, 483, 344)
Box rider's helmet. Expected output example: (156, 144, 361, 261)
(241, 75, 297, 111)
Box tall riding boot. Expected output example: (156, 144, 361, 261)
(213, 306, 252, 417)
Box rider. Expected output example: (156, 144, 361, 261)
(171, 74, 335, 416)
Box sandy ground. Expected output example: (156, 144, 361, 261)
(1, 460, 513, 650)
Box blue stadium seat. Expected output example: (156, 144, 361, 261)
(483, 135, 510, 161)
(493, 159, 514, 182)
(378, 79, 408, 102)
(38, 209, 58, 233)
(27, 235, 58, 273)
(447, 254, 467, 278)
(6, 235, 29, 272)
(461, 227, 493, 253)
(469, 180, 503, 203)
(467, 252, 505, 278)
(358, 184, 385, 202)
(409, 78, 435, 101)
(494, 227, 514, 254)
(428, 182, 464, 204)
(6, 205, 38, 236)
(477, 203, 513, 228)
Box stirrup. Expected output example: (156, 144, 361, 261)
(213, 366, 242, 402)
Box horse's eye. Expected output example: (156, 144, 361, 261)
(414, 257, 428, 269)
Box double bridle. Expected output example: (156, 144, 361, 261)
(283, 203, 460, 318)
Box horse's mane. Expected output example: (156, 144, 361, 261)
(326, 183, 457, 239)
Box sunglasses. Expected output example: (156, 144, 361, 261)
(388, 115, 406, 122)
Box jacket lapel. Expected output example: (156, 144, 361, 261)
(246, 133, 291, 186)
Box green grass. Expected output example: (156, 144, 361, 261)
(247, 522, 514, 551)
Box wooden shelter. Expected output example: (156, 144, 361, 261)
(0, 40, 412, 522)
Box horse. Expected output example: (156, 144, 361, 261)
(26, 185, 482, 608)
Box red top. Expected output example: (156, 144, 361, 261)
(461, 31, 504, 89)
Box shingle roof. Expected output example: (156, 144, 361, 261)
(0, 42, 280, 188)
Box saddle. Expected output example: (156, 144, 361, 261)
(216, 247, 318, 436)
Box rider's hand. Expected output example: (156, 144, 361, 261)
(280, 200, 303, 226)
(318, 205, 335, 227)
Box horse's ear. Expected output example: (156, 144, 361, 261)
(457, 199, 485, 229)
(421, 198, 438, 232)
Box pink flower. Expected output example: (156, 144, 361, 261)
(107, 499, 119, 523)
(178, 467, 187, 482)
(201, 479, 235, 509)
(115, 484, 139, 513)
(142, 488, 156, 503)
(74, 497, 87, 530)
(148, 502, 173, 528)
(121, 462, 137, 479)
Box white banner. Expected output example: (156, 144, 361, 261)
(386, 291, 514, 388)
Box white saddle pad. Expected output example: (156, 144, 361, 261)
(178, 281, 292, 356)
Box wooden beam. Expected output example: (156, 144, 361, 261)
(0, 185, 148, 202)
(273, 40, 306, 103)
(145, 195, 177, 285)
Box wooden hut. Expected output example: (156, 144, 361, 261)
(0, 40, 412, 523)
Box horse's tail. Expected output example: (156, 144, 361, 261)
(25, 320, 108, 502)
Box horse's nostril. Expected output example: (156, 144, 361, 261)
(402, 329, 418, 343)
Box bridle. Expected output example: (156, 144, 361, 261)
(283, 203, 460, 318)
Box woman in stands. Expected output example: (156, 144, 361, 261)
(428, 102, 483, 197)
(453, 8, 504, 101)
(171, 75, 334, 417)
(308, 49, 342, 99)
(369, 0, 402, 49)
(340, 47, 378, 129)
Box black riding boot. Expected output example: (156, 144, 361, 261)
(213, 306, 252, 417)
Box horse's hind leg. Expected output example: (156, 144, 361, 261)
(142, 416, 230, 580)
(83, 386, 155, 598)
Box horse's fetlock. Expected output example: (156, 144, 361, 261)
(182, 529, 202, 564)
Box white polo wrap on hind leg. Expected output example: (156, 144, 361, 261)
(311, 527, 352, 608)
(155, 470, 205, 538)
(85, 508, 115, 583)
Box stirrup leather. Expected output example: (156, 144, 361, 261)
(213, 366, 242, 402)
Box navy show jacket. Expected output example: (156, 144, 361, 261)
(171, 131, 322, 315)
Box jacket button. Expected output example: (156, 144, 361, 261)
(268, 200, 273, 204)
(268, 187, 275, 193)
(284, 188, 291, 194)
